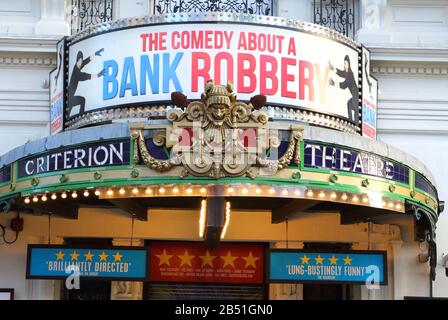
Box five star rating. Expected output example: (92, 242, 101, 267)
(47, 250, 131, 274)
(299, 255, 352, 265)
(286, 254, 367, 278)
(55, 250, 123, 262)
(156, 249, 260, 269)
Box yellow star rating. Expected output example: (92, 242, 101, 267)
(242, 251, 259, 269)
(300, 255, 310, 264)
(156, 249, 173, 267)
(99, 252, 109, 261)
(84, 251, 94, 261)
(343, 256, 352, 265)
(314, 255, 324, 265)
(70, 251, 80, 261)
(329, 255, 338, 265)
(178, 250, 194, 267)
(113, 252, 123, 262)
(221, 250, 237, 268)
(55, 251, 65, 260)
(199, 250, 216, 268)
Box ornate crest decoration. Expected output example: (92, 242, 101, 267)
(131, 80, 303, 179)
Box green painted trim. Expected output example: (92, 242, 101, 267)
(15, 164, 135, 182)
(129, 137, 135, 166)
(414, 186, 438, 202)
(301, 166, 409, 188)
(0, 181, 10, 188)
(11, 174, 437, 214)
(300, 140, 305, 170)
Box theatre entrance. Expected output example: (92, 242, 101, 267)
(60, 238, 112, 301)
(301, 242, 355, 300)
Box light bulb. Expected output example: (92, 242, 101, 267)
(341, 193, 348, 201)
(186, 187, 193, 194)
(330, 192, 337, 199)
(94, 190, 101, 196)
(24, 197, 30, 204)
(41, 195, 47, 202)
(282, 189, 288, 196)
(132, 187, 138, 194)
(51, 193, 57, 200)
(61, 192, 67, 199)
(83, 190, 89, 197)
(242, 187, 249, 194)
(200, 187, 206, 194)
(159, 187, 165, 194)
(228, 187, 234, 193)
(172, 186, 179, 194)
(319, 191, 325, 198)
(33, 196, 38, 203)
(307, 190, 314, 197)
(72, 191, 78, 199)
(294, 189, 301, 196)
(119, 188, 125, 195)
(255, 188, 261, 194)
(352, 195, 359, 202)
(106, 189, 113, 196)
(145, 187, 152, 194)
(269, 188, 275, 194)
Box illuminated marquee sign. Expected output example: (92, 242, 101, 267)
(67, 21, 359, 124)
(303, 141, 409, 184)
(268, 249, 387, 284)
(17, 139, 130, 178)
(26, 245, 148, 280)
(150, 241, 264, 284)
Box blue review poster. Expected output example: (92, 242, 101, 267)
(27, 245, 148, 280)
(269, 250, 386, 284)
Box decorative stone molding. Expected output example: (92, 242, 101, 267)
(0, 55, 56, 67)
(372, 65, 448, 76)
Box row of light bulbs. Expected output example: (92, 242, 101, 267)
(22, 185, 403, 211)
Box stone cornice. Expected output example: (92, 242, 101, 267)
(372, 64, 448, 75)
(0, 37, 60, 53)
(0, 55, 55, 67)
(370, 47, 448, 63)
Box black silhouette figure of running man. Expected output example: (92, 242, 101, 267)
(328, 55, 359, 123)
(68, 48, 105, 117)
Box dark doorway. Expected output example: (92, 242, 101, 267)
(302, 242, 354, 300)
(303, 284, 352, 300)
(61, 238, 112, 300)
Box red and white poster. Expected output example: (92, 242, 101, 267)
(361, 46, 378, 140)
(49, 38, 66, 135)
(149, 241, 264, 284)
(67, 22, 359, 123)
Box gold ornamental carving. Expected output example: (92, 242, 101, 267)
(131, 80, 303, 179)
